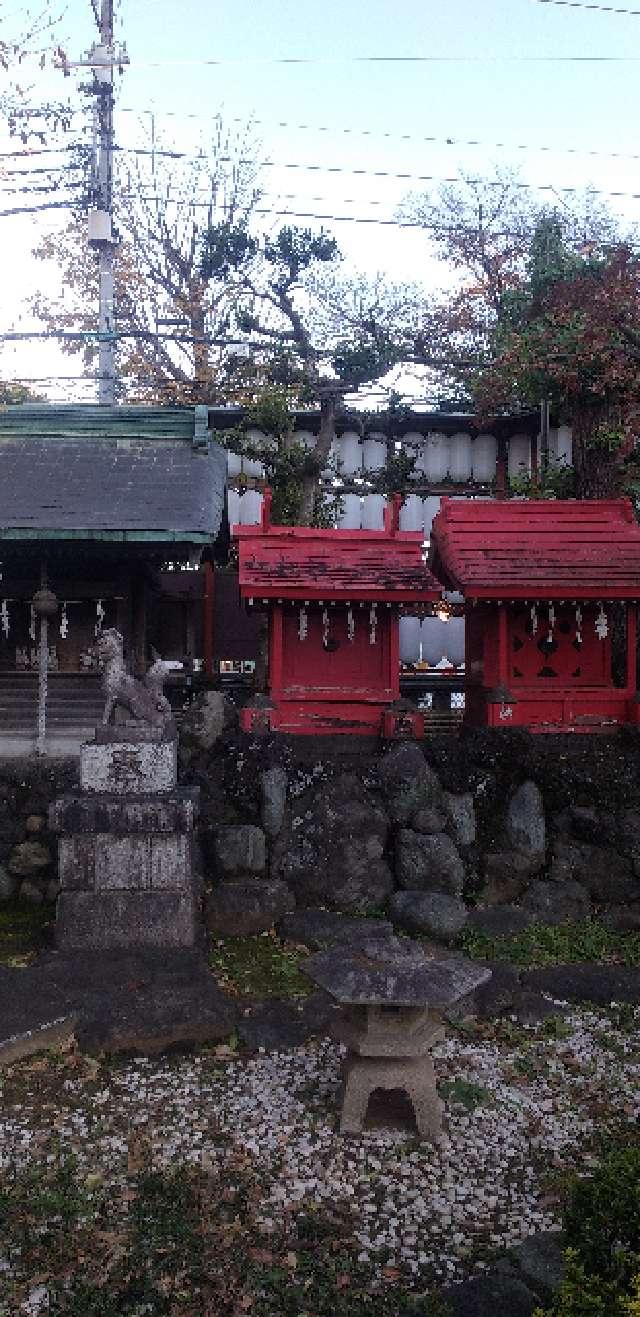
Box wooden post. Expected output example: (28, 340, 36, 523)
(203, 560, 214, 677)
(497, 604, 509, 687)
(626, 602, 637, 694)
(269, 604, 284, 696)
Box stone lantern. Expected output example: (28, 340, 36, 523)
(304, 936, 491, 1140)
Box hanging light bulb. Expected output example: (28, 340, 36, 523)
(298, 606, 308, 641)
(369, 603, 378, 645)
(347, 606, 355, 642)
(0, 600, 9, 639)
(595, 603, 609, 640)
(60, 602, 68, 640)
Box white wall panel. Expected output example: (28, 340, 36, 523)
(424, 431, 450, 482)
(361, 493, 385, 529)
(338, 493, 362, 530)
(422, 495, 441, 538)
(227, 488, 241, 529)
(508, 433, 531, 480)
(449, 432, 472, 482)
(472, 434, 497, 482)
(338, 429, 363, 476)
(239, 489, 263, 525)
(399, 493, 423, 532)
(363, 433, 387, 471)
(399, 616, 421, 663)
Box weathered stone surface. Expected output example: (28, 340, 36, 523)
(179, 690, 237, 754)
(474, 962, 521, 1018)
(204, 880, 294, 937)
(505, 781, 545, 861)
(214, 825, 266, 877)
(550, 840, 638, 903)
(602, 903, 640, 932)
(278, 909, 394, 949)
(507, 1231, 566, 1300)
(441, 1269, 539, 1317)
(0, 866, 18, 900)
(389, 890, 468, 942)
(444, 792, 476, 848)
(77, 977, 236, 1055)
(617, 810, 640, 869)
(566, 806, 602, 844)
(468, 905, 534, 937)
(237, 992, 338, 1051)
(378, 741, 432, 794)
(523, 963, 640, 1004)
(7, 840, 52, 877)
(58, 834, 192, 892)
(260, 766, 288, 837)
(277, 788, 392, 912)
(396, 831, 465, 897)
(50, 791, 197, 836)
(19, 879, 45, 904)
(521, 879, 592, 925)
(411, 807, 447, 835)
(56, 889, 201, 951)
(45, 879, 60, 902)
(304, 937, 491, 1008)
(80, 740, 177, 795)
(24, 814, 45, 835)
(481, 851, 539, 904)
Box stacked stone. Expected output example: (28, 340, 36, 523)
(50, 725, 200, 951)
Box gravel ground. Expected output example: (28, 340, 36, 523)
(1, 1002, 639, 1308)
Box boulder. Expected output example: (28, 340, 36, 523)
(0, 866, 18, 901)
(179, 690, 237, 754)
(214, 825, 266, 878)
(474, 961, 522, 1018)
(411, 807, 447, 835)
(468, 905, 535, 938)
(523, 963, 640, 1005)
(521, 879, 592, 925)
(378, 742, 442, 824)
(389, 890, 468, 942)
(277, 787, 392, 913)
(441, 1269, 539, 1317)
(505, 781, 545, 861)
(396, 830, 465, 897)
(480, 851, 540, 905)
(260, 766, 288, 838)
(567, 806, 602, 845)
(204, 880, 294, 938)
(602, 903, 640, 932)
(7, 840, 52, 878)
(278, 909, 394, 949)
(19, 879, 45, 905)
(444, 792, 476, 848)
(507, 1232, 565, 1301)
(24, 814, 46, 836)
(550, 840, 638, 904)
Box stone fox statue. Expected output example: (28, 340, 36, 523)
(97, 628, 173, 729)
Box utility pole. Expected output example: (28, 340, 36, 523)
(60, 3, 127, 404)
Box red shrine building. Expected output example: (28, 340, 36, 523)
(430, 498, 640, 733)
(234, 491, 441, 737)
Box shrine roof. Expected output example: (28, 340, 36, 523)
(430, 497, 640, 599)
(234, 504, 440, 604)
(0, 405, 226, 543)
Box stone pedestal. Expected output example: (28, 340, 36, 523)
(51, 725, 201, 951)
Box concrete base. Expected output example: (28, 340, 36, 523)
(55, 889, 202, 951)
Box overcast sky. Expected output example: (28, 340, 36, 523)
(3, 0, 640, 400)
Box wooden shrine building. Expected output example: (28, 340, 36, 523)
(234, 490, 441, 737)
(0, 405, 226, 750)
(430, 497, 640, 733)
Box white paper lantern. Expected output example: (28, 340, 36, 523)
(449, 432, 472, 482)
(361, 494, 385, 529)
(472, 434, 497, 482)
(422, 496, 441, 538)
(362, 433, 387, 472)
(399, 616, 421, 663)
(338, 429, 363, 476)
(337, 493, 362, 530)
(399, 494, 423, 532)
(508, 433, 531, 480)
(239, 489, 263, 525)
(227, 488, 241, 529)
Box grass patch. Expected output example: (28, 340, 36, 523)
(458, 918, 640, 968)
(208, 930, 312, 999)
(0, 898, 53, 966)
(0, 1156, 451, 1315)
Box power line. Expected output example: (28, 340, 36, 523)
(536, 0, 640, 13)
(125, 53, 640, 64)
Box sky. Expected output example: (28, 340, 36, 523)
(3, 0, 640, 400)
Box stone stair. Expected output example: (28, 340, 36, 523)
(0, 673, 103, 756)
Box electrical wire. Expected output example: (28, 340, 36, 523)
(536, 0, 640, 13)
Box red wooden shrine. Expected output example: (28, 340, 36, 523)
(430, 497, 640, 733)
(234, 490, 441, 737)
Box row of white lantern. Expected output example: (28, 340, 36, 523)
(400, 616, 466, 667)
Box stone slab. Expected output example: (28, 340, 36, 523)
(278, 909, 394, 949)
(55, 889, 201, 950)
(49, 790, 197, 836)
(94, 723, 176, 744)
(303, 937, 492, 1007)
(0, 1014, 78, 1068)
(58, 834, 193, 891)
(80, 740, 177, 794)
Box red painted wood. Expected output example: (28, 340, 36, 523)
(431, 497, 640, 598)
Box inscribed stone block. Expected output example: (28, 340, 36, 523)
(80, 740, 177, 794)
